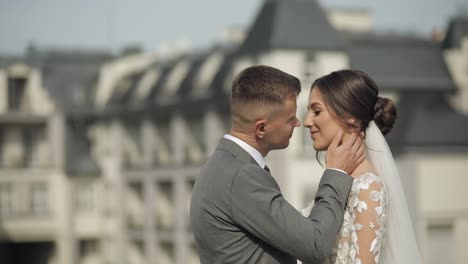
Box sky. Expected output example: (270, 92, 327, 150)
(0, 0, 466, 55)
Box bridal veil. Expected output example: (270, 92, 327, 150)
(366, 121, 422, 263)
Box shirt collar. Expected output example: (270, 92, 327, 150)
(223, 134, 266, 169)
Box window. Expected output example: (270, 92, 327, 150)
(76, 183, 94, 212)
(2, 127, 26, 168)
(30, 182, 48, 216)
(79, 239, 99, 258)
(7, 76, 27, 111)
(0, 183, 14, 217)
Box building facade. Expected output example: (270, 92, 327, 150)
(0, 1, 467, 263)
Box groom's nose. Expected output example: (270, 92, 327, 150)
(294, 117, 301, 127)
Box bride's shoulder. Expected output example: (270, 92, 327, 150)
(352, 172, 387, 190)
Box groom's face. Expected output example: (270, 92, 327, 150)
(263, 95, 301, 151)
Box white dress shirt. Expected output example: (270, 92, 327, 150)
(224, 134, 266, 169)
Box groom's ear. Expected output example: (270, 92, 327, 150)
(254, 119, 267, 139)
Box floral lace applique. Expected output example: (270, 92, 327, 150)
(329, 172, 389, 264)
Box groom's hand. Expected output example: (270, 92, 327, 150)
(325, 131, 365, 176)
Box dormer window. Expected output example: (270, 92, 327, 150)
(192, 52, 223, 96)
(160, 60, 190, 97)
(7, 76, 27, 111)
(6, 63, 31, 112)
(130, 68, 160, 102)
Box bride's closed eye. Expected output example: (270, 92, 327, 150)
(307, 104, 322, 116)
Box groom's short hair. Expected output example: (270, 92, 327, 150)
(230, 65, 301, 110)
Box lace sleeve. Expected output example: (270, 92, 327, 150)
(350, 176, 389, 264)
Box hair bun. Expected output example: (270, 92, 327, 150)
(374, 97, 397, 135)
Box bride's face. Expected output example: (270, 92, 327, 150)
(303, 88, 349, 151)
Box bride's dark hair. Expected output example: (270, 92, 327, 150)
(311, 69, 397, 135)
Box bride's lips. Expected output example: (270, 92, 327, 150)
(310, 130, 319, 139)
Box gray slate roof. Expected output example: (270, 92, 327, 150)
(35, 50, 112, 110)
(349, 35, 455, 92)
(388, 92, 468, 152)
(443, 16, 468, 49)
(0, 55, 23, 68)
(239, 0, 346, 54)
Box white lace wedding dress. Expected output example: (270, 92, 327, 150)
(329, 172, 389, 264)
(303, 172, 389, 264)
(303, 121, 421, 264)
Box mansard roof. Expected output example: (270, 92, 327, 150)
(95, 0, 459, 119)
(0, 49, 112, 113)
(388, 92, 468, 153)
(443, 15, 468, 49)
(177, 51, 213, 96)
(239, 0, 346, 54)
(349, 34, 455, 92)
(110, 45, 235, 116)
(33, 49, 113, 110)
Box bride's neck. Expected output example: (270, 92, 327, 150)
(350, 159, 375, 178)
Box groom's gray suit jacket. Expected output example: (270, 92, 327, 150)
(190, 138, 353, 264)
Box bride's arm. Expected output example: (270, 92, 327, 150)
(352, 180, 388, 264)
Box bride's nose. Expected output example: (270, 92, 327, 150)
(303, 112, 314, 128)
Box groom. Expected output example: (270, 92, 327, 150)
(190, 65, 364, 264)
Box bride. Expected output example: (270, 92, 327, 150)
(302, 70, 421, 263)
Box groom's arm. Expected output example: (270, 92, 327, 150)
(231, 166, 353, 263)
(306, 169, 353, 251)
